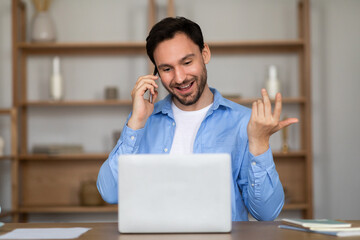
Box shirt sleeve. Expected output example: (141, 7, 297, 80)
(97, 124, 145, 204)
(237, 145, 285, 221)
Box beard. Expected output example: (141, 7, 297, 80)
(162, 64, 208, 106)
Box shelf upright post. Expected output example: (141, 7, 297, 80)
(11, 0, 21, 222)
(12, 0, 28, 222)
(297, 0, 313, 219)
(147, 0, 157, 74)
(167, 0, 175, 18)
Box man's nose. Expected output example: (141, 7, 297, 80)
(174, 66, 186, 84)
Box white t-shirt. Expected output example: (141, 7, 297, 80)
(170, 102, 213, 154)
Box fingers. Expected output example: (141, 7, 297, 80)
(261, 88, 272, 118)
(251, 100, 258, 121)
(275, 118, 299, 132)
(136, 79, 158, 95)
(252, 89, 272, 119)
(132, 75, 159, 98)
(135, 74, 158, 84)
(152, 90, 159, 103)
(134, 75, 159, 93)
(257, 99, 264, 118)
(273, 92, 282, 121)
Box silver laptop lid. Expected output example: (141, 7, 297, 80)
(118, 153, 232, 233)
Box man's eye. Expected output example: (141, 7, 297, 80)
(184, 61, 192, 65)
(163, 68, 171, 72)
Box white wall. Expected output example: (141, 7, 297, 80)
(0, 0, 359, 221)
(311, 0, 360, 220)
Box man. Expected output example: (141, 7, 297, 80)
(97, 17, 298, 221)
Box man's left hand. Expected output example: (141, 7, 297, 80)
(247, 88, 298, 156)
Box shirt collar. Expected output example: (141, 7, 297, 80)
(153, 87, 233, 117)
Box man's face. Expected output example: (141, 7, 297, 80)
(153, 33, 209, 107)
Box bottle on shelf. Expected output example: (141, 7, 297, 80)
(0, 136, 4, 156)
(265, 65, 281, 99)
(50, 56, 64, 101)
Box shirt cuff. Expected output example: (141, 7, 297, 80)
(120, 124, 145, 149)
(248, 147, 275, 173)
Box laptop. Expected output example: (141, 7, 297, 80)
(118, 153, 232, 233)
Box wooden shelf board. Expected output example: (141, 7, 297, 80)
(21, 100, 132, 107)
(17, 40, 304, 55)
(0, 108, 12, 115)
(20, 97, 305, 107)
(18, 42, 146, 55)
(208, 40, 304, 53)
(273, 151, 307, 158)
(18, 151, 307, 161)
(19, 153, 108, 161)
(283, 203, 308, 210)
(227, 97, 306, 105)
(18, 150, 308, 161)
(18, 205, 117, 213)
(18, 42, 145, 48)
(0, 210, 14, 218)
(0, 155, 15, 160)
(17, 204, 305, 213)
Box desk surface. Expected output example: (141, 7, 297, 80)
(1, 221, 360, 240)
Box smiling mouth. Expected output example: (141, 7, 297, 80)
(176, 81, 194, 91)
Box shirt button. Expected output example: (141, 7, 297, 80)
(252, 161, 256, 166)
(172, 122, 175, 126)
(164, 148, 168, 152)
(130, 136, 135, 140)
(251, 183, 255, 187)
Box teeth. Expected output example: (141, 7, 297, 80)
(179, 83, 191, 89)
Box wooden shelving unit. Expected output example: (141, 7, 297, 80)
(11, 0, 313, 221)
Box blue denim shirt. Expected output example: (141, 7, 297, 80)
(97, 88, 284, 221)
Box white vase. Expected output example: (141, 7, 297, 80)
(31, 11, 56, 42)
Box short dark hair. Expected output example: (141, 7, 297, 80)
(146, 17, 205, 74)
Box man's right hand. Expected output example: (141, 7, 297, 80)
(127, 75, 159, 130)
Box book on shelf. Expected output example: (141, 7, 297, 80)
(279, 219, 360, 237)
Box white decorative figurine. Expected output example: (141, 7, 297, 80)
(50, 56, 64, 101)
(0, 136, 4, 156)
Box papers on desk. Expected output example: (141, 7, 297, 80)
(279, 225, 360, 237)
(279, 219, 360, 237)
(0, 228, 91, 239)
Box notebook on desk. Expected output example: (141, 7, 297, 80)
(118, 153, 232, 233)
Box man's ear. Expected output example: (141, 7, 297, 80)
(202, 43, 211, 64)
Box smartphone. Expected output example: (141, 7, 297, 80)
(150, 67, 158, 103)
